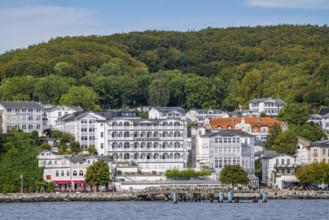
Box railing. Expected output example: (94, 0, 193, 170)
(110, 126, 184, 130)
(109, 147, 185, 152)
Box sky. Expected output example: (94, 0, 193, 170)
(0, 0, 329, 54)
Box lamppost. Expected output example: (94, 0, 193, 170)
(21, 174, 23, 194)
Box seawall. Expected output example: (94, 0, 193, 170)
(0, 192, 141, 202)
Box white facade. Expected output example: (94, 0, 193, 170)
(148, 107, 186, 120)
(37, 150, 111, 191)
(308, 114, 329, 134)
(192, 127, 256, 185)
(249, 98, 286, 116)
(103, 110, 188, 172)
(0, 101, 43, 136)
(58, 112, 107, 150)
(43, 105, 82, 130)
(186, 109, 229, 124)
(262, 153, 297, 189)
(296, 137, 312, 166)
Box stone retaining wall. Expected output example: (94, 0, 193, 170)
(0, 192, 141, 202)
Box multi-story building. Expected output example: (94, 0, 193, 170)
(191, 127, 258, 187)
(0, 101, 43, 136)
(57, 111, 112, 150)
(148, 107, 186, 120)
(42, 105, 83, 130)
(103, 109, 188, 172)
(296, 137, 312, 166)
(186, 109, 229, 124)
(37, 150, 112, 191)
(249, 98, 286, 116)
(262, 152, 297, 189)
(308, 140, 329, 163)
(307, 114, 329, 134)
(205, 117, 287, 142)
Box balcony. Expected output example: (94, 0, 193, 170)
(109, 147, 185, 152)
(274, 164, 296, 168)
(109, 126, 184, 130)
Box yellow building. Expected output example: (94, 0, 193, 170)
(308, 140, 329, 163)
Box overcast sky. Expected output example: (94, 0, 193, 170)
(1, 0, 328, 54)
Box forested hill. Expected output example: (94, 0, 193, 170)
(0, 25, 328, 111)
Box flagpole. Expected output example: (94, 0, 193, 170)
(21, 174, 23, 194)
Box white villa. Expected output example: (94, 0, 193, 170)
(0, 101, 43, 136)
(249, 98, 286, 116)
(191, 127, 258, 187)
(186, 109, 229, 124)
(37, 150, 112, 191)
(262, 152, 297, 189)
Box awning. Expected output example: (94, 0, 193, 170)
(54, 180, 70, 184)
(73, 180, 85, 184)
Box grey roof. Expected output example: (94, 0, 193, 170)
(249, 98, 286, 104)
(320, 107, 329, 116)
(62, 111, 107, 122)
(0, 101, 42, 109)
(261, 151, 293, 159)
(96, 112, 113, 120)
(152, 107, 186, 114)
(187, 109, 225, 114)
(207, 129, 255, 137)
(70, 155, 112, 163)
(43, 105, 83, 113)
(311, 140, 329, 148)
(112, 110, 139, 118)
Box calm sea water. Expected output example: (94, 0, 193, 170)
(1, 200, 328, 220)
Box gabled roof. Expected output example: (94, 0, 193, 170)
(187, 109, 226, 114)
(320, 107, 329, 116)
(0, 101, 42, 109)
(262, 151, 294, 159)
(62, 111, 107, 122)
(152, 107, 186, 114)
(297, 137, 312, 148)
(249, 98, 286, 105)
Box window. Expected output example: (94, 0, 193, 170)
(28, 108, 33, 112)
(28, 124, 33, 130)
(67, 171, 70, 176)
(15, 109, 19, 113)
(281, 159, 284, 164)
(219, 138, 222, 143)
(323, 149, 326, 155)
(313, 149, 318, 157)
(81, 128, 87, 132)
(81, 136, 88, 141)
(101, 143, 104, 149)
(73, 171, 77, 176)
(79, 171, 84, 176)
(89, 119, 95, 124)
(81, 119, 87, 124)
(7, 108, 12, 112)
(22, 108, 26, 112)
(56, 171, 59, 177)
(100, 132, 104, 138)
(58, 112, 62, 117)
(89, 136, 95, 140)
(89, 128, 95, 132)
(287, 159, 290, 165)
(228, 138, 231, 143)
(276, 159, 279, 165)
(124, 142, 130, 148)
(28, 116, 33, 121)
(61, 171, 64, 176)
(215, 138, 218, 143)
(224, 138, 227, 143)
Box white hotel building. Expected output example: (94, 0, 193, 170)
(103, 108, 188, 172)
(249, 98, 286, 116)
(0, 101, 43, 136)
(191, 127, 258, 186)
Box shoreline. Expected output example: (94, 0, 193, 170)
(1, 191, 329, 203)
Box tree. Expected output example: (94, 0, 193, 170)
(277, 103, 310, 125)
(148, 78, 170, 106)
(264, 124, 282, 149)
(219, 165, 250, 186)
(85, 160, 110, 192)
(87, 145, 97, 155)
(255, 159, 262, 181)
(296, 162, 329, 185)
(59, 86, 100, 111)
(272, 130, 297, 155)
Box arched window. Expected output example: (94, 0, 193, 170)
(112, 153, 118, 160)
(119, 122, 122, 126)
(124, 142, 130, 148)
(134, 132, 138, 137)
(141, 142, 145, 148)
(175, 153, 180, 159)
(112, 142, 118, 149)
(154, 132, 159, 137)
(147, 153, 151, 160)
(147, 143, 152, 148)
(112, 122, 118, 126)
(36, 124, 41, 129)
(154, 143, 158, 148)
(28, 116, 33, 121)
(174, 122, 180, 126)
(124, 132, 130, 137)
(162, 132, 166, 137)
(147, 132, 152, 137)
(123, 153, 130, 160)
(112, 132, 118, 137)
(134, 142, 138, 148)
(141, 132, 146, 137)
(174, 132, 180, 137)
(153, 153, 159, 159)
(73, 170, 77, 176)
(163, 122, 168, 126)
(174, 142, 180, 148)
(163, 153, 169, 160)
(28, 124, 33, 130)
(61, 170, 64, 176)
(134, 153, 139, 160)
(253, 126, 258, 132)
(124, 122, 130, 126)
(163, 142, 168, 148)
(56, 170, 59, 177)
(22, 125, 26, 130)
(66, 170, 70, 176)
(119, 143, 123, 148)
(79, 170, 84, 176)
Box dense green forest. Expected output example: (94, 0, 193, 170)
(0, 25, 329, 111)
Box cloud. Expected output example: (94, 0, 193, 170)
(247, 0, 329, 9)
(0, 6, 112, 54)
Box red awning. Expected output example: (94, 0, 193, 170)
(73, 180, 85, 184)
(54, 180, 70, 184)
